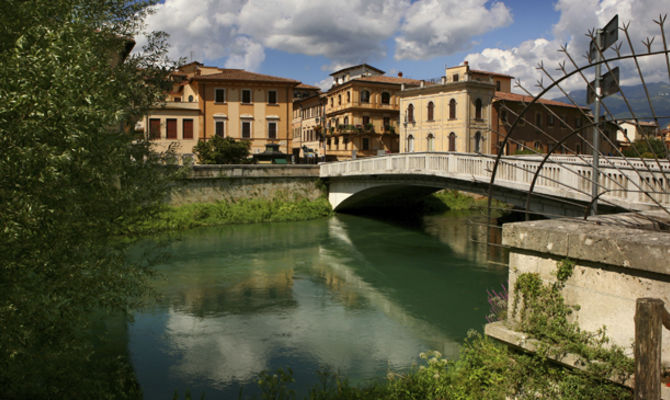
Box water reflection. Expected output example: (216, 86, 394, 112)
(129, 215, 507, 399)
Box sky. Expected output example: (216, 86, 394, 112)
(136, 0, 670, 95)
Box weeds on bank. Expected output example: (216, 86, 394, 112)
(124, 197, 333, 235)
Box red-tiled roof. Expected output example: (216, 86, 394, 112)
(330, 64, 385, 76)
(193, 69, 300, 84)
(355, 75, 422, 85)
(494, 91, 588, 109)
(296, 83, 321, 90)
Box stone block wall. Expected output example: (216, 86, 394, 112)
(500, 211, 670, 364)
(168, 165, 323, 206)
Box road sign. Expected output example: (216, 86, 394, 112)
(586, 67, 619, 104)
(589, 15, 618, 62)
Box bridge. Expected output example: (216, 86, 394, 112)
(320, 152, 670, 217)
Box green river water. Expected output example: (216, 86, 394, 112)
(128, 213, 508, 399)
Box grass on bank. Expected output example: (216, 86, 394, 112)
(422, 190, 510, 215)
(126, 197, 333, 235)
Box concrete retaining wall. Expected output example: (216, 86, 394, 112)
(495, 211, 670, 368)
(168, 165, 323, 206)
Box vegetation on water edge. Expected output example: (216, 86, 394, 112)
(125, 197, 333, 235)
(422, 189, 510, 215)
(173, 330, 631, 400)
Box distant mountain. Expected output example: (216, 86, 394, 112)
(552, 81, 670, 129)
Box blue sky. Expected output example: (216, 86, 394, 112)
(139, 0, 668, 93)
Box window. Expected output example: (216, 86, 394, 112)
(474, 131, 482, 153)
(362, 137, 369, 150)
(188, 95, 194, 102)
(338, 94, 341, 105)
(427, 133, 435, 152)
(496, 80, 501, 91)
(383, 117, 390, 130)
(173, 97, 181, 102)
(475, 98, 482, 120)
(330, 98, 333, 107)
(427, 101, 434, 121)
(268, 121, 277, 139)
(535, 112, 542, 126)
(501, 110, 508, 124)
(407, 104, 414, 123)
(149, 118, 161, 139)
(548, 114, 555, 126)
(360, 90, 370, 103)
(381, 92, 390, 104)
(407, 135, 414, 152)
(242, 89, 252, 104)
(448, 132, 456, 152)
(453, 74, 459, 82)
(268, 90, 277, 104)
(449, 99, 456, 119)
(215, 120, 225, 137)
(534, 141, 542, 150)
(166, 119, 177, 139)
(347, 92, 350, 102)
(183, 119, 194, 139)
(362, 116, 370, 126)
(241, 121, 251, 138)
(215, 88, 225, 103)
(343, 116, 349, 125)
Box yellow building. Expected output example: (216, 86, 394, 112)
(398, 62, 510, 154)
(292, 85, 326, 162)
(324, 64, 421, 159)
(138, 62, 299, 161)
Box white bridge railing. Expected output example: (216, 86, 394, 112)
(320, 152, 670, 210)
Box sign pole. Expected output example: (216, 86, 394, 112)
(591, 29, 602, 216)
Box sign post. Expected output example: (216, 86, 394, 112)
(587, 15, 618, 216)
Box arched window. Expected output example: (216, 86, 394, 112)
(343, 116, 349, 126)
(449, 99, 456, 119)
(188, 95, 194, 102)
(427, 133, 435, 152)
(474, 131, 482, 153)
(360, 90, 370, 103)
(381, 92, 390, 104)
(449, 132, 456, 152)
(407, 135, 414, 152)
(475, 98, 482, 120)
(427, 101, 434, 121)
(407, 104, 414, 123)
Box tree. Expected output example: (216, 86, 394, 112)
(622, 138, 668, 158)
(0, 1, 176, 398)
(194, 136, 252, 164)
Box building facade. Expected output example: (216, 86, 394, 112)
(324, 64, 421, 159)
(399, 62, 613, 155)
(138, 62, 299, 161)
(291, 85, 326, 161)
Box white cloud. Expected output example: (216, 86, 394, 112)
(394, 0, 512, 60)
(138, 0, 519, 72)
(463, 0, 669, 96)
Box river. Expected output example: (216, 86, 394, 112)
(128, 212, 508, 399)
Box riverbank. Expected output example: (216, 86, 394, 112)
(126, 197, 332, 235)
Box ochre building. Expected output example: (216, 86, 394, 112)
(138, 62, 299, 161)
(324, 64, 421, 159)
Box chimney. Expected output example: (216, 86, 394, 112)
(398, 71, 403, 77)
(464, 61, 469, 66)
(420, 80, 425, 88)
(441, 76, 446, 85)
(401, 83, 405, 91)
